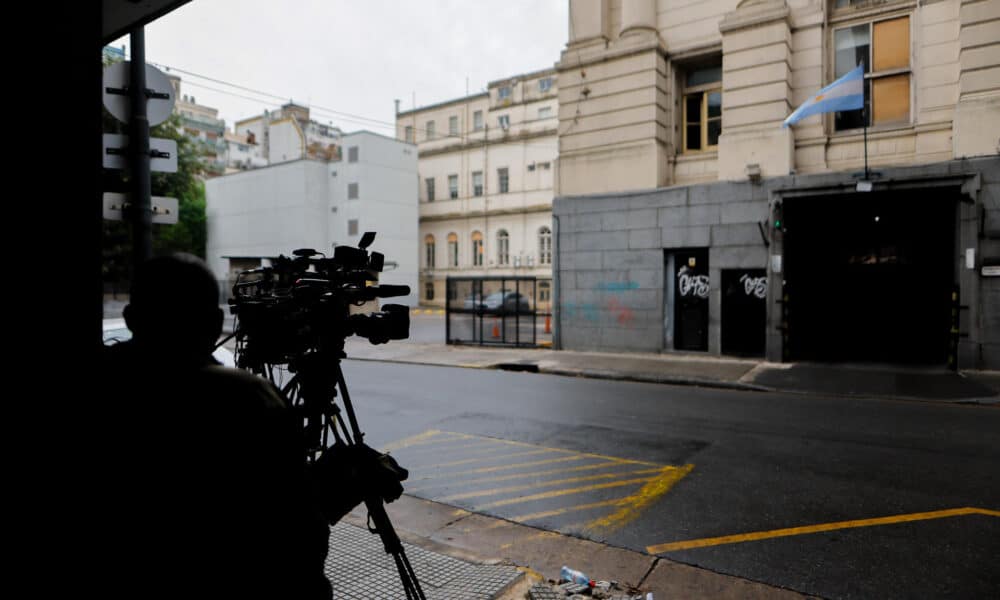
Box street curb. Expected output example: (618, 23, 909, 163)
(343, 356, 1000, 406)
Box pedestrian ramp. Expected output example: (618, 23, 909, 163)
(382, 429, 693, 535)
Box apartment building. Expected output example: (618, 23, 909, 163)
(396, 68, 559, 306)
(205, 130, 419, 306)
(553, 0, 999, 369)
(234, 102, 343, 167)
(166, 75, 229, 175)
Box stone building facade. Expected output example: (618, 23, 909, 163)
(553, 0, 1000, 369)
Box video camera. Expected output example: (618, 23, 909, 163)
(228, 232, 410, 370)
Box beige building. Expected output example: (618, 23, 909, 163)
(397, 69, 560, 307)
(552, 0, 1000, 370)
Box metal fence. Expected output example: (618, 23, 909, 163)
(446, 276, 552, 348)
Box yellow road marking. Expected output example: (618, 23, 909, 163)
(405, 460, 633, 493)
(476, 476, 657, 509)
(421, 448, 559, 469)
(646, 507, 1000, 554)
(410, 455, 589, 481)
(586, 464, 695, 533)
(401, 438, 509, 455)
(433, 430, 661, 467)
(381, 429, 463, 452)
(509, 498, 632, 523)
(438, 468, 664, 503)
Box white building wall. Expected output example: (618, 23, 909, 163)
(206, 160, 329, 281)
(334, 131, 419, 307)
(268, 119, 306, 164)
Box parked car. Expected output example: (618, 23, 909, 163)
(102, 318, 236, 367)
(463, 290, 531, 314)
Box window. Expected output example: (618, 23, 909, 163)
(538, 281, 551, 303)
(472, 171, 483, 196)
(538, 77, 553, 93)
(348, 182, 359, 199)
(497, 230, 510, 266)
(448, 174, 458, 199)
(449, 116, 458, 136)
(347, 146, 358, 162)
(404, 126, 413, 143)
(497, 168, 509, 193)
(498, 86, 512, 101)
(425, 282, 434, 301)
(538, 226, 552, 265)
(471, 231, 483, 266)
(538, 106, 552, 119)
(426, 120, 435, 140)
(473, 110, 483, 131)
(348, 219, 358, 236)
(682, 65, 722, 152)
(447, 232, 459, 267)
(425, 234, 435, 268)
(425, 177, 435, 202)
(834, 16, 910, 131)
(498, 114, 510, 130)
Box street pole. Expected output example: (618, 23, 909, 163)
(129, 27, 153, 267)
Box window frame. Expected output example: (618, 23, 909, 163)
(538, 226, 552, 265)
(538, 77, 553, 93)
(347, 182, 359, 199)
(447, 233, 459, 268)
(425, 177, 435, 202)
(347, 146, 359, 163)
(471, 231, 484, 267)
(449, 115, 458, 136)
(424, 235, 436, 269)
(426, 120, 435, 140)
(473, 110, 484, 131)
(496, 229, 510, 266)
(448, 174, 459, 199)
(472, 171, 484, 197)
(497, 114, 510, 130)
(831, 13, 913, 133)
(497, 167, 509, 194)
(681, 76, 722, 154)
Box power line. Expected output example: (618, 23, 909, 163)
(153, 59, 559, 150)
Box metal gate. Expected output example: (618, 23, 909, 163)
(446, 276, 551, 347)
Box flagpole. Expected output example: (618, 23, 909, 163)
(863, 101, 869, 180)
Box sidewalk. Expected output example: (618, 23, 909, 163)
(333, 494, 819, 600)
(343, 338, 1000, 405)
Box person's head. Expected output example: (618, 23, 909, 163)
(123, 253, 223, 359)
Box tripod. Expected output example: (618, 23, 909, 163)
(276, 348, 427, 600)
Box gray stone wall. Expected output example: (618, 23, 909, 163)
(554, 182, 768, 353)
(554, 156, 1000, 370)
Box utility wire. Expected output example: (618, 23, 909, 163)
(151, 59, 560, 150)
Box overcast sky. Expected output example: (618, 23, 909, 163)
(111, 0, 569, 135)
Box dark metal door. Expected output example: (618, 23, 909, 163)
(721, 269, 767, 357)
(674, 249, 709, 351)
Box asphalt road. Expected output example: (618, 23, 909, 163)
(340, 360, 1000, 600)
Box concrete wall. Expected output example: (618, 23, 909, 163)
(206, 132, 419, 307)
(554, 156, 1000, 370)
(206, 160, 330, 281)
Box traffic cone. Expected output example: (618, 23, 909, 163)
(492, 319, 500, 338)
(544, 315, 551, 334)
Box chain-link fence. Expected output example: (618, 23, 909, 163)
(446, 276, 552, 347)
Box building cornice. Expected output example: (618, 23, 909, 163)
(419, 204, 552, 222)
(557, 37, 665, 73)
(719, 0, 790, 34)
(397, 93, 490, 118)
(417, 128, 558, 158)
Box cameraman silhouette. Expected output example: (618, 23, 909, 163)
(103, 254, 337, 599)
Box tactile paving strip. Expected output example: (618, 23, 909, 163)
(326, 521, 522, 599)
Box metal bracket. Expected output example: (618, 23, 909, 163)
(104, 86, 170, 100)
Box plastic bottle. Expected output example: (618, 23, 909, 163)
(560, 565, 590, 586)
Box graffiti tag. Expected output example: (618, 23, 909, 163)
(740, 274, 767, 299)
(678, 267, 709, 298)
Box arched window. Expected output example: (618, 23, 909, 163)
(447, 232, 459, 267)
(424, 234, 435, 268)
(497, 229, 510, 266)
(538, 226, 552, 265)
(471, 231, 483, 267)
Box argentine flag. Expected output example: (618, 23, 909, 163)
(783, 64, 864, 128)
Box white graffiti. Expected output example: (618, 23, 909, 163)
(740, 274, 767, 299)
(678, 267, 709, 298)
